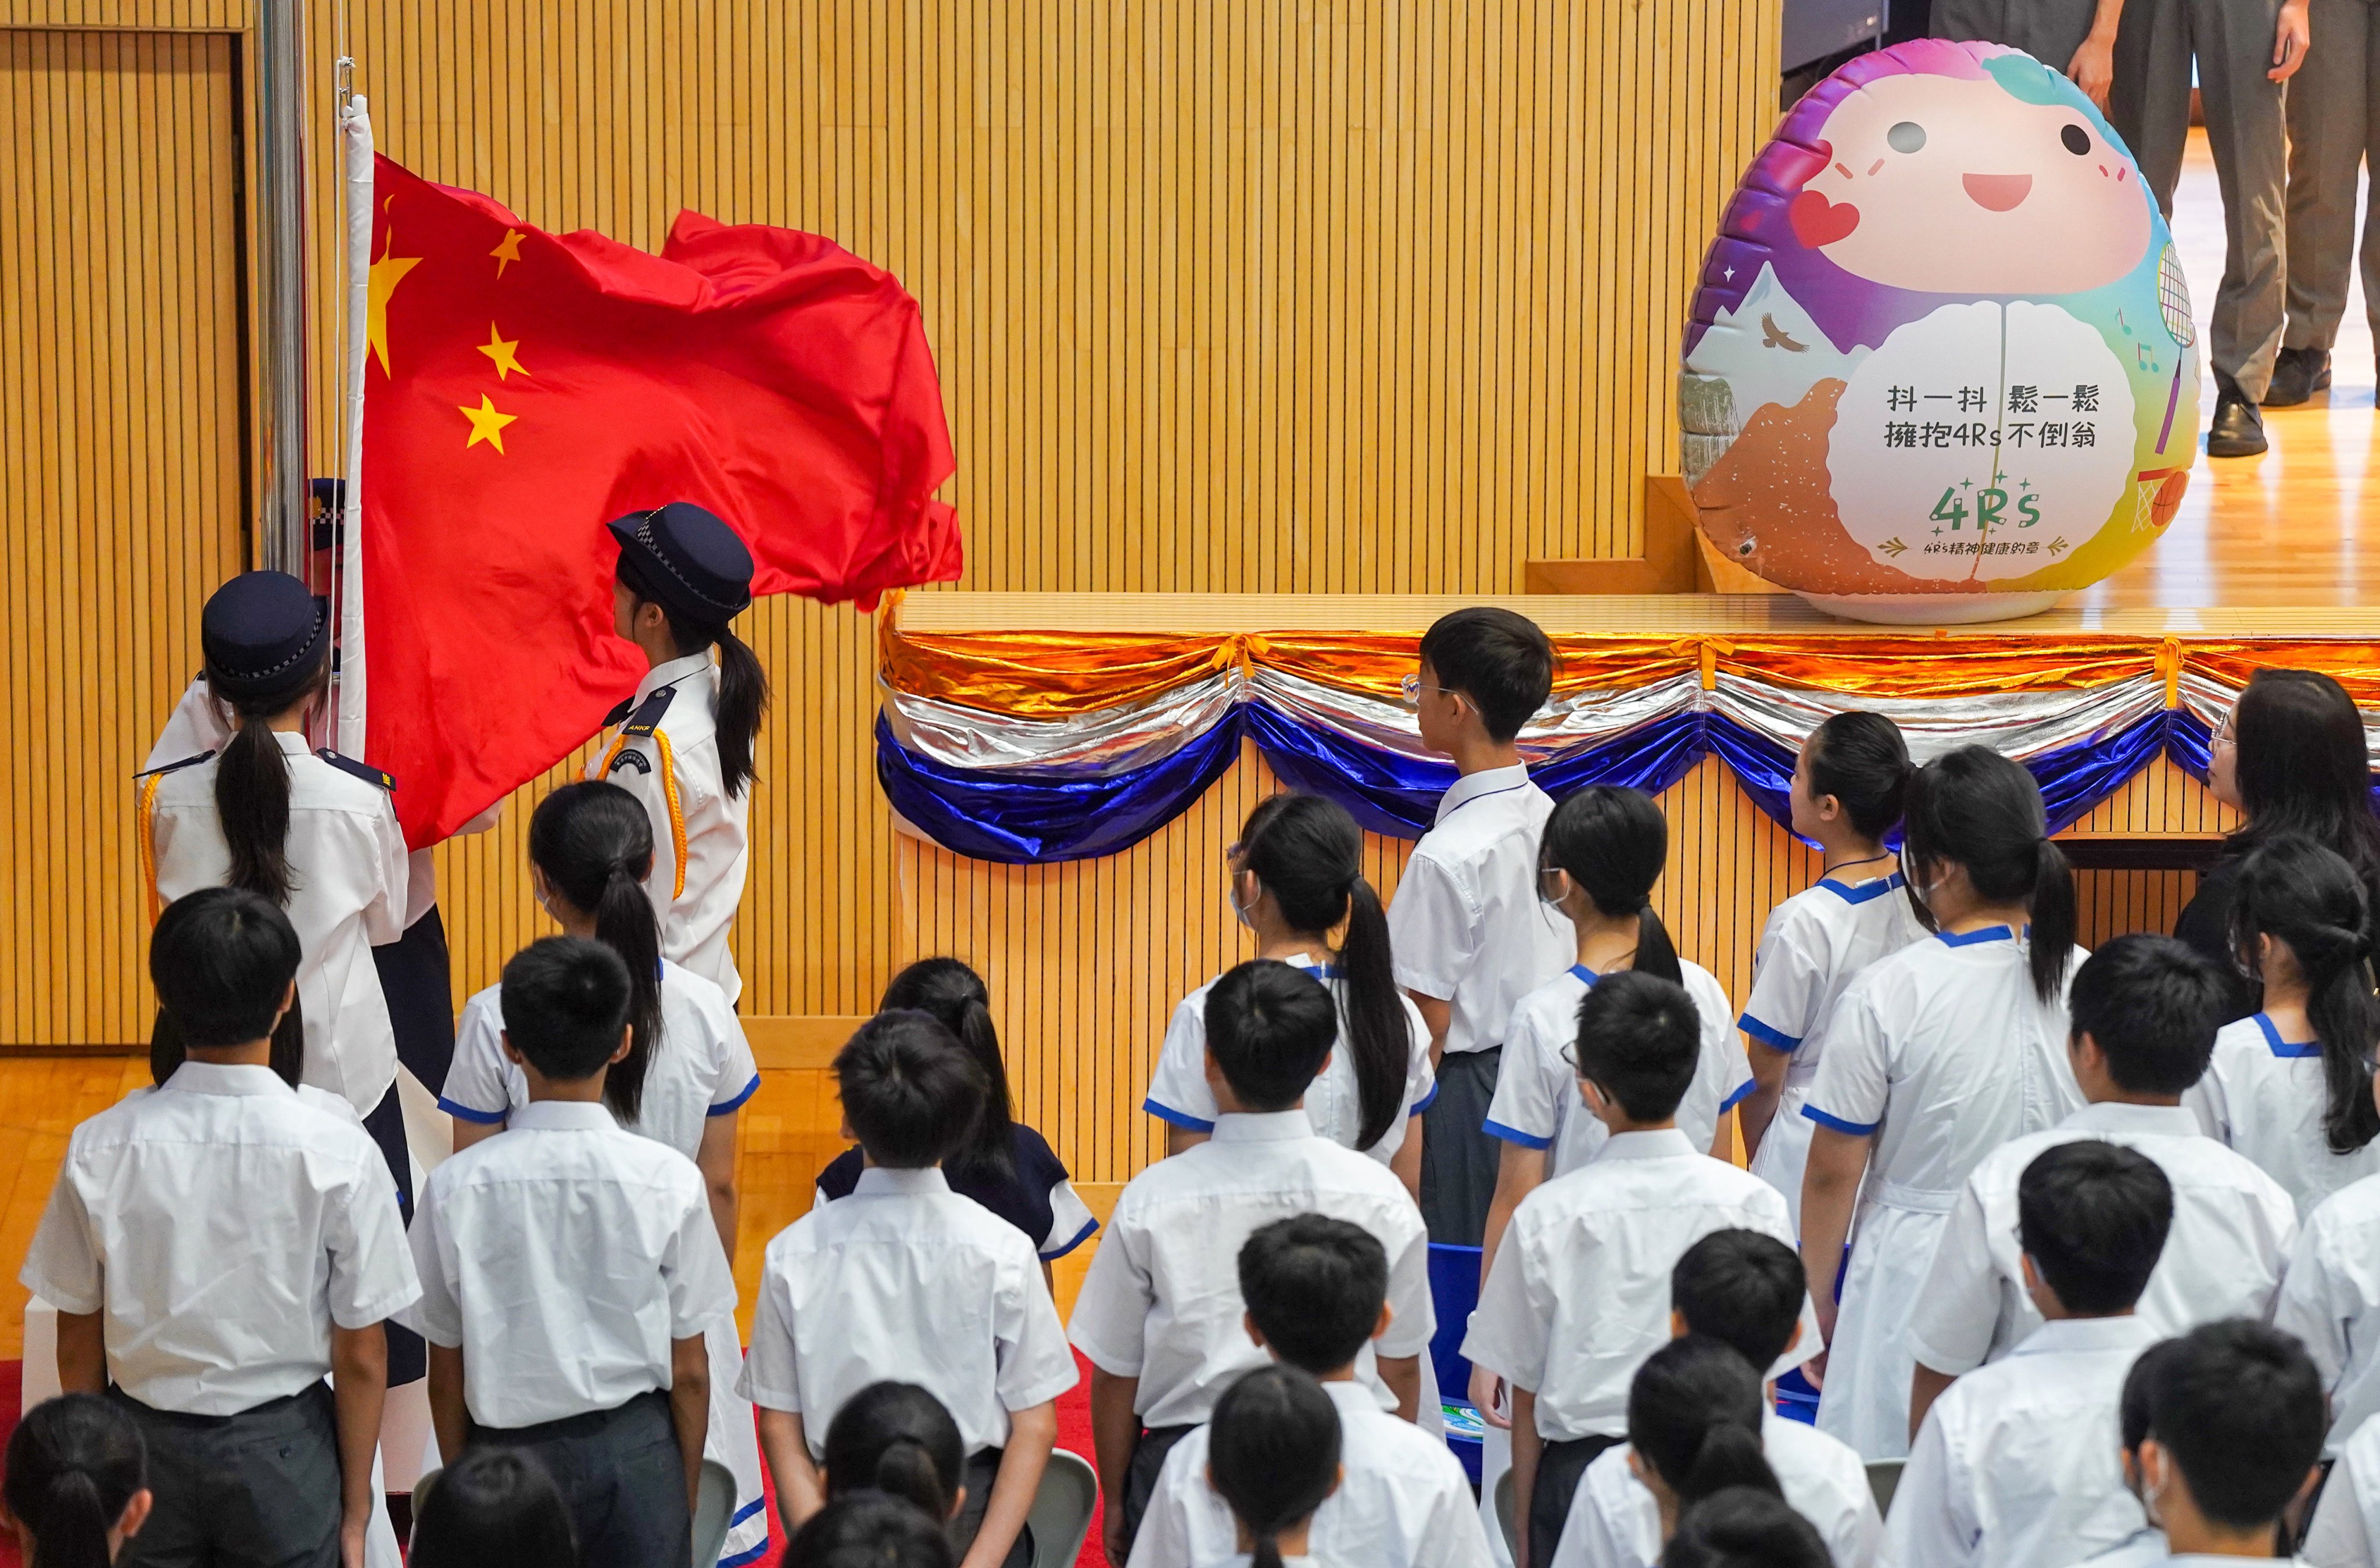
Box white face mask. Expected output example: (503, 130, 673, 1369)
(1225, 872, 1260, 931)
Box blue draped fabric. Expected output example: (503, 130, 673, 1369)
(2029, 711, 2172, 836)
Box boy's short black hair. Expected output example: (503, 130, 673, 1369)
(1572, 970, 1701, 1123)
(148, 887, 303, 1048)
(1203, 960, 1336, 1113)
(500, 936, 633, 1082)
(1416, 608, 1555, 743)
(1238, 1215, 1389, 1376)
(835, 1010, 987, 1169)
(2119, 1338, 2177, 1454)
(2066, 934, 2229, 1095)
(2145, 1320, 2325, 1532)
(1672, 1229, 1805, 1373)
(2017, 1141, 2173, 1315)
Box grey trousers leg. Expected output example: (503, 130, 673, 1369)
(2114, 0, 2291, 395)
(113, 1385, 342, 1568)
(472, 1391, 689, 1568)
(1931, 0, 2099, 71)
(2285, 0, 2380, 350)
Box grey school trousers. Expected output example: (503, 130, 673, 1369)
(112, 1383, 341, 1568)
(1931, 0, 2101, 73)
(470, 1390, 689, 1568)
(2284, 0, 2380, 353)
(2111, 0, 2291, 399)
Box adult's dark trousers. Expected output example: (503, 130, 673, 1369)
(1528, 1432, 1625, 1568)
(470, 1390, 689, 1568)
(1930, 0, 2099, 71)
(363, 904, 455, 1389)
(112, 1382, 342, 1568)
(1116, 1423, 1196, 1560)
(1421, 1046, 1503, 1244)
(957, 1447, 1035, 1568)
(2281, 0, 2380, 353)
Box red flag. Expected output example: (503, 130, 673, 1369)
(360, 153, 960, 846)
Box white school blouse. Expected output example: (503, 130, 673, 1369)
(1069, 1110, 1435, 1430)
(1384, 766, 1574, 1056)
(20, 1062, 420, 1415)
(1461, 1129, 1817, 1443)
(1553, 1412, 1880, 1568)
(1887, 1315, 2162, 1568)
(2187, 1013, 2380, 1214)
(587, 650, 750, 1005)
(1126, 1377, 1494, 1568)
(1144, 950, 1437, 1162)
(1483, 959, 1752, 1174)
(1908, 1101, 2297, 1377)
(2273, 1171, 2380, 1454)
(2304, 1411, 2380, 1567)
(145, 733, 411, 1115)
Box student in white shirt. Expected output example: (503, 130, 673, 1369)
(1736, 711, 1926, 1229)
(404, 937, 736, 1568)
(742, 1011, 1074, 1568)
(1146, 792, 1436, 1193)
(1388, 607, 1575, 1242)
(596, 501, 770, 1006)
(1799, 745, 2087, 1461)
(2127, 1321, 2327, 1566)
(1463, 971, 1812, 1568)
(438, 780, 766, 1565)
(1131, 1215, 1493, 1568)
(2302, 1411, 2380, 1567)
(1206, 1365, 1345, 1568)
(1556, 1229, 1879, 1568)
(20, 888, 421, 1568)
(1909, 935, 2298, 1429)
(1071, 960, 1435, 1565)
(2070, 1342, 2181, 1568)
(1593, 1339, 1791, 1565)
(814, 1382, 970, 1530)
(1660, 1488, 1836, 1568)
(2186, 834, 2380, 1212)
(1, 1394, 153, 1568)
(1887, 1140, 2173, 1568)
(2274, 1068, 2380, 1455)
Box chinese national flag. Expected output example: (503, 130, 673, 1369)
(361, 153, 961, 847)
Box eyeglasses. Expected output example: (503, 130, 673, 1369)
(2212, 719, 2236, 751)
(1400, 673, 1469, 713)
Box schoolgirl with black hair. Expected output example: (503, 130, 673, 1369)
(408, 1448, 577, 1568)
(1206, 1366, 1344, 1568)
(1797, 744, 2088, 1462)
(1, 1394, 150, 1568)
(1619, 1338, 1783, 1551)
(438, 778, 767, 1565)
(820, 1382, 968, 1524)
(1738, 713, 1927, 1230)
(2189, 833, 2380, 1211)
(1146, 794, 1437, 1194)
(595, 501, 772, 1006)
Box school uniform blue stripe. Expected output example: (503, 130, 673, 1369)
(1719, 1078, 1756, 1113)
(1817, 872, 1906, 905)
(1568, 963, 1601, 985)
(726, 1498, 766, 1529)
(1801, 1104, 1880, 1136)
(1482, 1117, 1553, 1150)
(2254, 1013, 2322, 1058)
(1935, 925, 2017, 948)
(708, 1072, 762, 1115)
(1142, 1098, 1215, 1133)
(1738, 1013, 1800, 1052)
(1410, 1081, 1439, 1115)
(436, 1096, 507, 1125)
(1041, 1214, 1101, 1261)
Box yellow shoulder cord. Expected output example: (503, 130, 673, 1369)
(597, 726, 687, 902)
(137, 773, 164, 924)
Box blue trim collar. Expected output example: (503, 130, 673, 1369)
(1936, 925, 2018, 948)
(2254, 1013, 2323, 1059)
(1568, 963, 1600, 986)
(1143, 1097, 1217, 1133)
(1482, 1115, 1553, 1151)
(1817, 871, 1906, 905)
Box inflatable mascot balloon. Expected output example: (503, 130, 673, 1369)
(1681, 40, 2198, 623)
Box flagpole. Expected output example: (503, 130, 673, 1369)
(254, 0, 311, 573)
(334, 95, 374, 759)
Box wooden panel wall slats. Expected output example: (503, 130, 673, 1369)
(0, 27, 242, 1045)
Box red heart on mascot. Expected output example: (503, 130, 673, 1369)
(1788, 188, 1861, 249)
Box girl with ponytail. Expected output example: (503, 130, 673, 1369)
(820, 1383, 969, 1524)
(816, 959, 1100, 1276)
(1658, 1491, 1833, 1568)
(1, 1393, 150, 1568)
(439, 778, 769, 1565)
(1739, 712, 1927, 1232)
(1798, 744, 2088, 1463)
(596, 501, 772, 1008)
(1207, 1365, 1343, 1568)
(2191, 834, 2380, 1209)
(1146, 794, 1436, 1193)
(1620, 1338, 1783, 1554)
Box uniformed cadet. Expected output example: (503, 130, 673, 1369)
(593, 503, 768, 1008)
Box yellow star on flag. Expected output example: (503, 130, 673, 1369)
(477, 324, 530, 381)
(366, 232, 423, 377)
(491, 229, 525, 279)
(458, 394, 518, 454)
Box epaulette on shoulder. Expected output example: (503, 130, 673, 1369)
(619, 686, 675, 738)
(134, 750, 215, 780)
(316, 749, 396, 791)
(601, 695, 636, 728)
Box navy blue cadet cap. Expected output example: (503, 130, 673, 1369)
(608, 502, 755, 627)
(200, 571, 329, 704)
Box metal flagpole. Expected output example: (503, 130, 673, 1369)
(334, 92, 373, 758)
(253, 0, 311, 574)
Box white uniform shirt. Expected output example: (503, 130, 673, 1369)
(2272, 1172, 2380, 1454)
(1885, 1315, 2161, 1568)
(1127, 1377, 1494, 1568)
(1144, 952, 1437, 1162)
(2303, 1411, 2380, 1567)
(1069, 1110, 1435, 1430)
(146, 733, 410, 1114)
(1553, 1412, 1881, 1568)
(438, 959, 760, 1161)
(399, 1099, 735, 1429)
(2188, 1014, 2380, 1215)
(739, 1166, 1076, 1454)
(587, 650, 750, 1005)
(1384, 766, 1574, 1056)
(19, 1062, 420, 1415)
(1483, 960, 1753, 1174)
(2071, 1533, 2170, 1568)
(1461, 1129, 1818, 1441)
(1908, 1101, 2298, 1376)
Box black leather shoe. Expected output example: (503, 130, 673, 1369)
(2262, 345, 2331, 407)
(2209, 382, 2268, 457)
